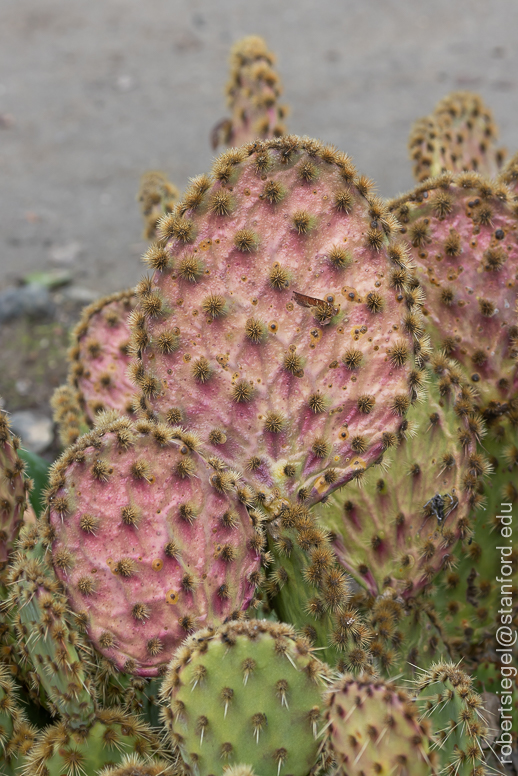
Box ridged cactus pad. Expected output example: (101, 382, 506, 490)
(42, 413, 262, 676)
(0, 410, 30, 568)
(160, 619, 330, 776)
(133, 135, 423, 506)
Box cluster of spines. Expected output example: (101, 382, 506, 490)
(212, 36, 288, 149)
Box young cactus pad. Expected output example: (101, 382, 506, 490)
(408, 91, 505, 182)
(389, 172, 518, 408)
(42, 413, 262, 676)
(160, 619, 330, 776)
(414, 662, 489, 776)
(133, 136, 422, 507)
(212, 36, 287, 149)
(324, 674, 434, 776)
(67, 289, 138, 424)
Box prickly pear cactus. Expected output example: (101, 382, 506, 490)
(0, 664, 33, 776)
(389, 172, 518, 408)
(408, 91, 506, 182)
(20, 709, 167, 776)
(212, 36, 287, 150)
(41, 412, 262, 676)
(414, 662, 489, 776)
(160, 619, 330, 776)
(321, 356, 486, 599)
(138, 170, 180, 240)
(133, 136, 423, 507)
(324, 674, 434, 776)
(0, 409, 30, 569)
(66, 289, 138, 424)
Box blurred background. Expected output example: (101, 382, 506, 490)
(0, 0, 517, 449)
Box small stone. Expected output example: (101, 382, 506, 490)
(9, 410, 54, 454)
(0, 284, 55, 323)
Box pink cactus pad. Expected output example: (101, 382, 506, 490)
(133, 137, 423, 506)
(389, 172, 518, 408)
(68, 290, 138, 424)
(44, 413, 262, 676)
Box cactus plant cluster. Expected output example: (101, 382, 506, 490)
(1, 35, 517, 776)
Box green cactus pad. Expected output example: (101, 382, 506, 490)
(414, 662, 490, 776)
(20, 708, 166, 776)
(160, 619, 331, 776)
(321, 357, 485, 600)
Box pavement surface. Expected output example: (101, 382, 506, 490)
(1, 0, 518, 295)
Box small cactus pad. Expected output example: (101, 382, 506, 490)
(98, 753, 176, 776)
(160, 619, 330, 776)
(20, 709, 165, 776)
(323, 357, 485, 598)
(0, 410, 30, 567)
(68, 289, 138, 424)
(389, 172, 518, 407)
(212, 36, 287, 149)
(499, 150, 518, 197)
(414, 662, 489, 776)
(43, 413, 262, 676)
(50, 384, 89, 448)
(134, 136, 422, 506)
(325, 674, 434, 776)
(0, 664, 30, 775)
(408, 91, 505, 182)
(138, 170, 180, 240)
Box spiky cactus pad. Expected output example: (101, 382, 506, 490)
(0, 410, 30, 568)
(160, 620, 330, 776)
(138, 170, 180, 240)
(324, 674, 434, 776)
(322, 357, 485, 599)
(389, 172, 518, 408)
(99, 753, 177, 776)
(42, 413, 262, 676)
(67, 289, 137, 424)
(212, 36, 287, 149)
(134, 136, 422, 507)
(408, 91, 506, 182)
(20, 709, 166, 776)
(414, 662, 489, 776)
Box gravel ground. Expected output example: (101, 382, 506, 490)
(1, 0, 518, 295)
